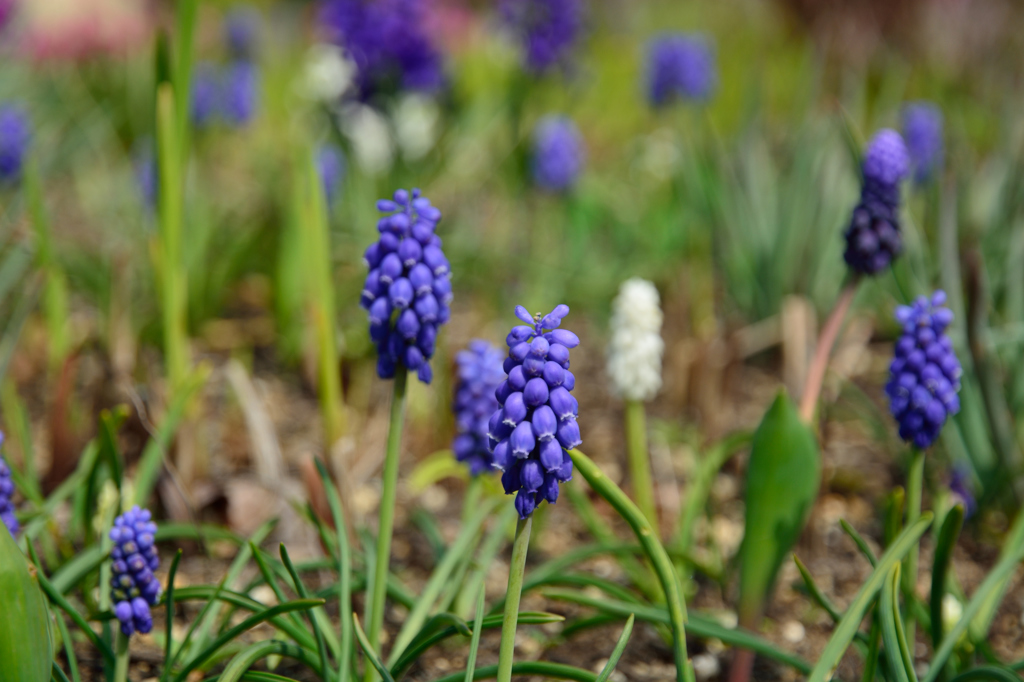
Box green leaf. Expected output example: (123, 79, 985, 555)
(808, 513, 933, 682)
(280, 545, 334, 680)
(49, 545, 107, 595)
(947, 667, 1022, 682)
(464, 586, 486, 682)
(352, 614, 397, 682)
(390, 613, 564, 679)
(171, 599, 324, 682)
(34, 563, 115, 667)
(162, 550, 184, 682)
(198, 641, 324, 682)
(930, 505, 964, 649)
(880, 564, 916, 682)
(568, 449, 692, 682)
(432, 662, 597, 682)
(594, 614, 634, 682)
(540, 588, 811, 674)
(840, 519, 878, 567)
(0, 525, 52, 682)
(794, 555, 842, 622)
(738, 392, 820, 624)
(315, 457, 354, 682)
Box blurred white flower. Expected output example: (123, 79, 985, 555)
(637, 128, 681, 181)
(340, 104, 394, 176)
(607, 278, 664, 401)
(393, 94, 440, 162)
(303, 43, 355, 102)
(942, 594, 963, 635)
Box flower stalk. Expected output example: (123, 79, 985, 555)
(625, 399, 657, 529)
(365, 365, 408, 682)
(497, 516, 533, 682)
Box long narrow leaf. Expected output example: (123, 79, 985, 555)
(808, 513, 933, 682)
(432, 662, 597, 682)
(352, 614, 397, 682)
(464, 586, 486, 682)
(161, 549, 183, 682)
(316, 458, 354, 682)
(880, 564, 915, 682)
(594, 614, 634, 682)
(569, 449, 692, 682)
(930, 505, 964, 649)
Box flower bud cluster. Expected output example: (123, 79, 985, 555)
(607, 278, 664, 402)
(488, 305, 580, 518)
(902, 102, 943, 184)
(499, 0, 583, 74)
(0, 451, 18, 537)
(361, 188, 451, 383)
(0, 104, 30, 184)
(885, 291, 962, 450)
(532, 116, 585, 192)
(646, 33, 717, 106)
(843, 129, 909, 275)
(190, 61, 260, 129)
(452, 340, 506, 475)
(109, 506, 161, 637)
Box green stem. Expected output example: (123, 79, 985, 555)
(497, 515, 533, 682)
(113, 631, 130, 682)
(364, 366, 408, 682)
(625, 400, 657, 530)
(904, 448, 925, 643)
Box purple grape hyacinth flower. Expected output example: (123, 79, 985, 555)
(222, 62, 260, 126)
(948, 465, 977, 519)
(646, 33, 717, 106)
(317, 144, 346, 207)
(499, 0, 583, 74)
(453, 340, 505, 475)
(902, 102, 943, 184)
(191, 64, 221, 128)
(361, 188, 450, 384)
(109, 506, 161, 637)
(133, 141, 157, 210)
(0, 441, 18, 537)
(532, 116, 584, 192)
(0, 105, 30, 184)
(488, 305, 580, 518)
(225, 6, 260, 61)
(885, 291, 962, 450)
(318, 0, 444, 102)
(843, 129, 909, 275)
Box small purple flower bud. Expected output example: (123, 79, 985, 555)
(398, 238, 422, 267)
(556, 419, 582, 450)
(405, 345, 424, 369)
(396, 308, 420, 339)
(549, 387, 575, 421)
(524, 377, 550, 407)
(409, 264, 433, 295)
(542, 361, 565, 387)
(531, 406, 557, 441)
(379, 253, 402, 284)
(389, 278, 414, 309)
(502, 392, 528, 426)
(545, 329, 580, 348)
(547, 343, 569, 366)
(539, 474, 560, 503)
(520, 460, 544, 492)
(510, 422, 536, 458)
(562, 370, 576, 391)
(539, 438, 563, 471)
(507, 326, 534, 346)
(515, 490, 537, 518)
(508, 365, 527, 390)
(529, 336, 550, 358)
(423, 245, 449, 276)
(432, 276, 453, 304)
(492, 439, 513, 471)
(414, 293, 439, 323)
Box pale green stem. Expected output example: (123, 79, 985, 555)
(625, 399, 657, 530)
(113, 631, 129, 682)
(904, 447, 925, 644)
(496, 515, 533, 682)
(364, 366, 408, 682)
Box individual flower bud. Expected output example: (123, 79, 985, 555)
(524, 377, 550, 407)
(510, 422, 536, 458)
(531, 406, 557, 442)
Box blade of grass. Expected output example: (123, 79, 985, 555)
(171, 601, 325, 682)
(435, 662, 598, 682)
(594, 614, 634, 682)
(161, 549, 184, 682)
(840, 519, 879, 567)
(35, 559, 115, 666)
(569, 449, 693, 682)
(281, 545, 334, 681)
(54, 605, 81, 682)
(880, 564, 916, 682)
(808, 513, 933, 682)
(315, 458, 354, 682)
(353, 614, 397, 682)
(931, 505, 964, 649)
(388, 496, 499, 665)
(794, 555, 842, 622)
(541, 588, 811, 674)
(464, 586, 486, 682)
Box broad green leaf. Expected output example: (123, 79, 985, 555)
(737, 392, 820, 623)
(0, 525, 52, 682)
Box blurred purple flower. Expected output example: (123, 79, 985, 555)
(948, 465, 977, 518)
(109, 506, 161, 637)
(452, 340, 505, 475)
(499, 0, 583, 74)
(646, 33, 716, 106)
(224, 6, 260, 61)
(0, 0, 16, 34)
(133, 141, 157, 210)
(885, 291, 961, 450)
(902, 102, 943, 184)
(0, 448, 18, 537)
(843, 129, 909, 275)
(0, 105, 29, 185)
(191, 64, 220, 128)
(531, 115, 584, 192)
(222, 61, 260, 126)
(316, 144, 346, 207)
(318, 0, 445, 102)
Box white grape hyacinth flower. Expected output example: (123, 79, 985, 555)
(607, 278, 664, 401)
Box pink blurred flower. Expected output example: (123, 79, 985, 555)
(20, 0, 151, 61)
